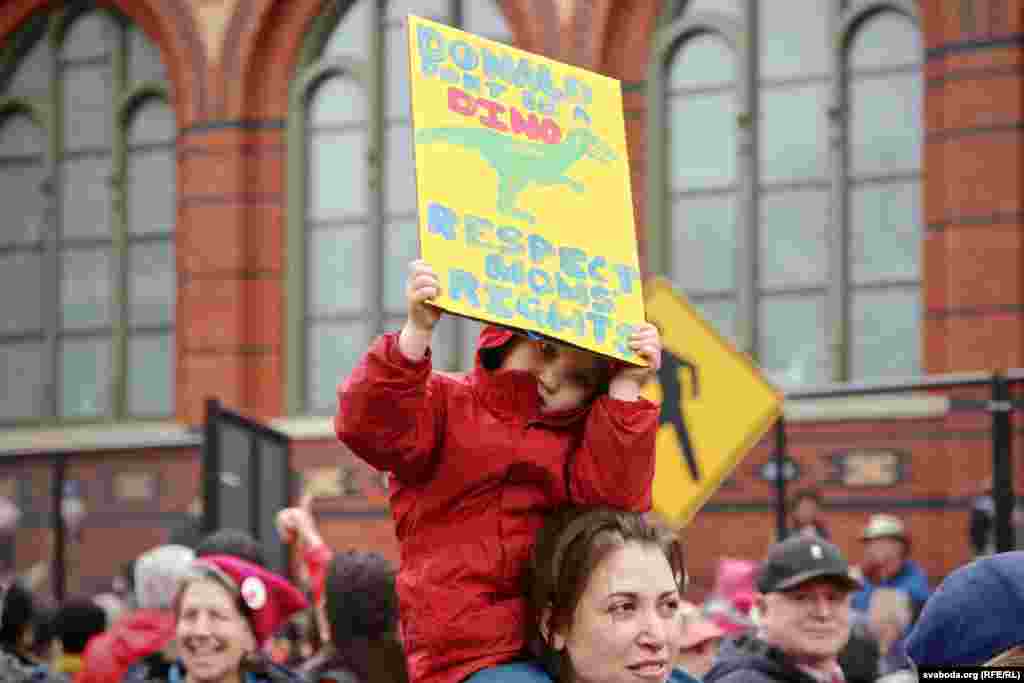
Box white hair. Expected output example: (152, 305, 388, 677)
(134, 545, 196, 610)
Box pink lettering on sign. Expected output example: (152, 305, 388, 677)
(446, 87, 562, 144)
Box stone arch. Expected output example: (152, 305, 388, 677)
(0, 0, 210, 126)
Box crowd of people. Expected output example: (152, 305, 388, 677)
(4, 259, 1023, 683)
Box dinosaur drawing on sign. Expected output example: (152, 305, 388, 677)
(658, 348, 701, 482)
(415, 127, 617, 224)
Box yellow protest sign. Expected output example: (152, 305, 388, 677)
(642, 277, 783, 527)
(407, 15, 646, 364)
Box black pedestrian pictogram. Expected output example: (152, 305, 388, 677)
(657, 348, 701, 482)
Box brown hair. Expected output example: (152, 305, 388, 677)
(984, 645, 1024, 667)
(524, 507, 686, 682)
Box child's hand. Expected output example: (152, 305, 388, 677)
(400, 260, 442, 361)
(406, 259, 443, 333)
(609, 323, 662, 401)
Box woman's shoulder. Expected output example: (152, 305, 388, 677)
(463, 661, 552, 683)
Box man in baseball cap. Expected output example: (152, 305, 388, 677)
(705, 536, 861, 683)
(850, 514, 930, 619)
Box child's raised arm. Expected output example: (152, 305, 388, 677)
(334, 260, 446, 484)
(568, 323, 663, 511)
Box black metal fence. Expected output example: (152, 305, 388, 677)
(771, 370, 1024, 553)
(0, 398, 292, 604)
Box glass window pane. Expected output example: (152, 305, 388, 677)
(0, 163, 47, 246)
(309, 129, 368, 219)
(383, 220, 418, 312)
(386, 25, 410, 119)
(128, 147, 176, 235)
(129, 241, 175, 327)
(310, 76, 367, 127)
(670, 92, 736, 190)
(463, 0, 510, 41)
(62, 247, 112, 329)
(691, 296, 736, 343)
(309, 227, 369, 314)
(760, 0, 828, 80)
(671, 194, 735, 293)
(686, 0, 742, 17)
(386, 124, 416, 213)
(459, 319, 485, 370)
(128, 101, 176, 146)
(62, 64, 112, 150)
(0, 114, 44, 157)
(60, 336, 112, 418)
(761, 83, 827, 182)
(62, 12, 115, 61)
(761, 190, 828, 289)
(324, 1, 372, 58)
(61, 156, 112, 239)
(0, 251, 43, 334)
(0, 342, 45, 421)
(308, 321, 371, 414)
(128, 25, 167, 85)
(851, 182, 920, 285)
(851, 287, 919, 379)
(128, 333, 172, 416)
(669, 34, 734, 91)
(849, 13, 921, 71)
(760, 294, 828, 389)
(388, 0, 448, 20)
(850, 72, 921, 176)
(7, 35, 50, 101)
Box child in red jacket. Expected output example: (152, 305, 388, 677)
(335, 259, 662, 683)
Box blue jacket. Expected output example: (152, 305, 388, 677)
(851, 560, 930, 614)
(464, 660, 699, 683)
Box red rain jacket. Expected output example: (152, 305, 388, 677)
(78, 609, 175, 683)
(335, 326, 657, 683)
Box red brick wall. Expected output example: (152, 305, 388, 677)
(922, 1, 1024, 373)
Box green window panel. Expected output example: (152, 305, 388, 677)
(288, 0, 511, 415)
(651, 2, 922, 386)
(0, 4, 175, 424)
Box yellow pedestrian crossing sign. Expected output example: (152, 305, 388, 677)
(642, 277, 783, 527)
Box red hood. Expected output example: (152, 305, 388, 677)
(80, 609, 175, 683)
(471, 325, 592, 427)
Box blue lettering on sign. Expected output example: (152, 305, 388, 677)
(496, 225, 524, 255)
(586, 312, 611, 344)
(528, 234, 554, 264)
(559, 247, 587, 279)
(448, 268, 481, 308)
(614, 323, 638, 357)
(465, 215, 496, 249)
(428, 202, 457, 240)
(528, 267, 554, 296)
(517, 296, 545, 328)
(546, 302, 585, 337)
(485, 283, 516, 319)
(485, 254, 525, 285)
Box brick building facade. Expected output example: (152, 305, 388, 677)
(1, 0, 1023, 599)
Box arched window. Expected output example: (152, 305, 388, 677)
(846, 10, 922, 380)
(667, 33, 738, 341)
(649, 2, 921, 388)
(0, 6, 176, 424)
(288, 0, 511, 415)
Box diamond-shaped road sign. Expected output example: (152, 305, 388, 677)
(642, 277, 783, 527)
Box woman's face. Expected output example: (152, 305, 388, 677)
(176, 578, 256, 683)
(553, 542, 682, 683)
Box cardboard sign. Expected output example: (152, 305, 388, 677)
(642, 277, 783, 527)
(407, 15, 646, 364)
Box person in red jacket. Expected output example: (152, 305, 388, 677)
(78, 545, 195, 683)
(335, 259, 662, 683)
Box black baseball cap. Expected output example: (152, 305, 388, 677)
(757, 536, 862, 594)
